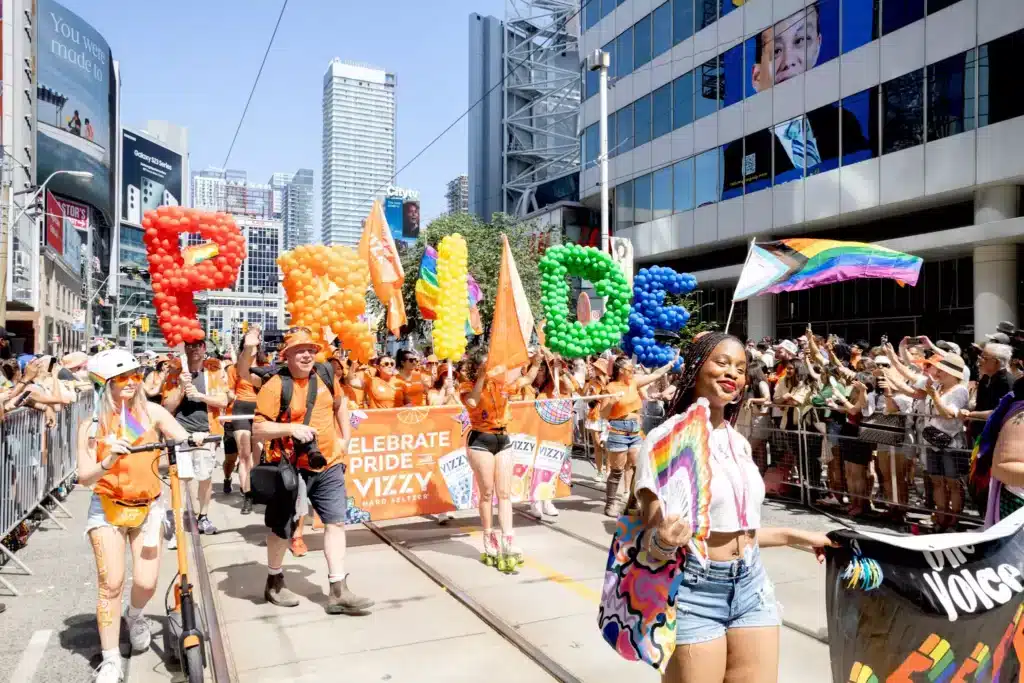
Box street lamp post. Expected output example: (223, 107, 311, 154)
(1, 169, 93, 342)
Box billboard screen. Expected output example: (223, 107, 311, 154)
(383, 196, 404, 241)
(402, 200, 420, 240)
(36, 0, 114, 219)
(46, 191, 87, 273)
(121, 129, 183, 226)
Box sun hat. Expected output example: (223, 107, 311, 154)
(926, 353, 967, 381)
(281, 327, 320, 356)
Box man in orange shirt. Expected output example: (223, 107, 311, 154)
(252, 327, 373, 615)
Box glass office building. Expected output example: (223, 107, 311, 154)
(579, 0, 1024, 344)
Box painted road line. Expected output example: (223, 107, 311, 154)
(10, 629, 53, 682)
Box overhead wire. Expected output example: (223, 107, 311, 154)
(222, 0, 290, 169)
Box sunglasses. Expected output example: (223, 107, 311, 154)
(380, 361, 396, 368)
(286, 326, 312, 335)
(111, 371, 143, 387)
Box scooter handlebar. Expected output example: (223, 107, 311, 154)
(127, 434, 222, 454)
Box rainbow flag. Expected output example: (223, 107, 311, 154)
(120, 403, 146, 444)
(416, 246, 485, 335)
(415, 246, 440, 320)
(645, 401, 713, 555)
(733, 238, 923, 301)
(182, 241, 220, 266)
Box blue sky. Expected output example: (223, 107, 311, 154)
(59, 0, 505, 226)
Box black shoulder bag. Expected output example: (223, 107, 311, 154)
(249, 374, 319, 506)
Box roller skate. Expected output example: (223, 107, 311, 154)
(480, 529, 500, 567)
(497, 533, 524, 574)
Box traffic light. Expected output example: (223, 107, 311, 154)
(241, 321, 249, 333)
(211, 329, 220, 344)
(130, 328, 137, 340)
(140, 317, 150, 333)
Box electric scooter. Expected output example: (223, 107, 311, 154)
(128, 434, 221, 683)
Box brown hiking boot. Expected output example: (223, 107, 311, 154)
(326, 577, 374, 615)
(264, 573, 299, 607)
(604, 469, 624, 517)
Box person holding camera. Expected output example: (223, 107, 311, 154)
(252, 327, 373, 615)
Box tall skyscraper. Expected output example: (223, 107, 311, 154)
(191, 167, 227, 211)
(190, 166, 273, 219)
(468, 14, 504, 221)
(283, 169, 315, 249)
(322, 59, 397, 246)
(268, 172, 292, 219)
(445, 174, 469, 214)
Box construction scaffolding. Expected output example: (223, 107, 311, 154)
(503, 0, 581, 217)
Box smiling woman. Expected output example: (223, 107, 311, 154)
(633, 332, 835, 683)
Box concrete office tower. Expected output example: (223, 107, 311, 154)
(322, 59, 397, 246)
(191, 167, 227, 212)
(283, 169, 315, 249)
(446, 174, 469, 214)
(578, 0, 1024, 342)
(468, 13, 504, 221)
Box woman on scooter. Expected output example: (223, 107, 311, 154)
(77, 349, 191, 683)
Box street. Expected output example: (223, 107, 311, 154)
(1, 459, 836, 683)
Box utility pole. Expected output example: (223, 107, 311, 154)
(588, 49, 611, 254)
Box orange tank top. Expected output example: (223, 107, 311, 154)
(367, 376, 402, 409)
(606, 380, 642, 420)
(460, 379, 512, 433)
(92, 410, 162, 504)
(396, 371, 428, 407)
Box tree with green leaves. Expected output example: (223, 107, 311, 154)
(392, 212, 552, 341)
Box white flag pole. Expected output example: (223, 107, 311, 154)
(724, 237, 757, 336)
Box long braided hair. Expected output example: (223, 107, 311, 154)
(666, 331, 745, 420)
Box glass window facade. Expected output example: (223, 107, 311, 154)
(694, 148, 719, 207)
(979, 28, 1024, 127)
(673, 157, 694, 213)
(653, 83, 673, 139)
(882, 0, 923, 36)
(653, 167, 673, 220)
(617, 27, 634, 78)
(653, 3, 673, 58)
(674, 0, 694, 45)
(634, 94, 652, 147)
(927, 49, 976, 141)
(840, 87, 879, 165)
(842, 0, 879, 55)
(617, 102, 634, 155)
(673, 71, 694, 129)
(697, 0, 717, 32)
(695, 56, 720, 120)
(634, 15, 653, 69)
(616, 180, 633, 232)
(634, 173, 653, 224)
(882, 70, 924, 155)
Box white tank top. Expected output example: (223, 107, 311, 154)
(706, 424, 764, 533)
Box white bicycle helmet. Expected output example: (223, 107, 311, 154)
(87, 348, 141, 385)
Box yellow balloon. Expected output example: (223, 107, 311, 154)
(434, 234, 469, 362)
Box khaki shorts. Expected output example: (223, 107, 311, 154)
(180, 444, 218, 482)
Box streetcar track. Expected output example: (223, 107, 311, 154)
(363, 520, 584, 683)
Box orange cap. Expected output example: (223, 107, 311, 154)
(281, 327, 320, 356)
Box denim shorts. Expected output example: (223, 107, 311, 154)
(606, 419, 642, 452)
(675, 546, 781, 645)
(84, 493, 166, 548)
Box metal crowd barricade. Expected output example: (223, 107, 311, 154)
(0, 391, 94, 596)
(734, 402, 985, 526)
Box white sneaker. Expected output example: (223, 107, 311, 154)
(542, 500, 559, 518)
(436, 512, 450, 525)
(593, 470, 606, 483)
(128, 615, 152, 652)
(166, 533, 177, 550)
(93, 660, 122, 683)
(529, 501, 544, 518)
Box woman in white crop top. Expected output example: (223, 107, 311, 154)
(634, 332, 834, 683)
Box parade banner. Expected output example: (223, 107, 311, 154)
(344, 400, 574, 522)
(825, 509, 1024, 682)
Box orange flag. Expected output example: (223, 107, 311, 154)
(487, 235, 534, 379)
(358, 200, 407, 336)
